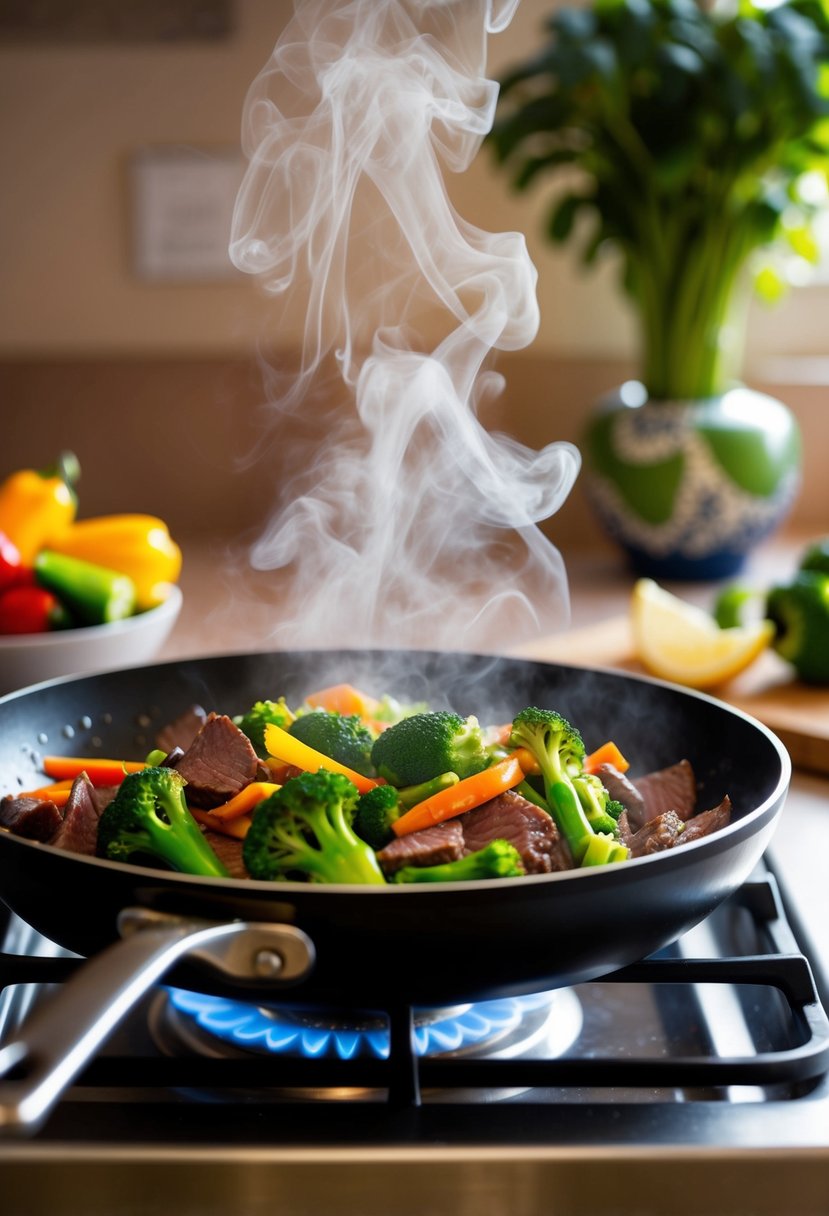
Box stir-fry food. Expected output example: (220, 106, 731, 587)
(0, 681, 733, 883)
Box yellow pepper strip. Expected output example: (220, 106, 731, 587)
(191, 808, 252, 840)
(208, 781, 281, 822)
(264, 723, 379, 794)
(46, 514, 182, 611)
(0, 452, 80, 565)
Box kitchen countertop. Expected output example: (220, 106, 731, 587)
(163, 527, 829, 986)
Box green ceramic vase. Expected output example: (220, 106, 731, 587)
(582, 381, 802, 580)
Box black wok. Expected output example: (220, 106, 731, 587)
(0, 649, 789, 1132)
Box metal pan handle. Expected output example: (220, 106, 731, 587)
(0, 909, 315, 1135)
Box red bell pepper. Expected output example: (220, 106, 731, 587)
(0, 529, 33, 594)
(0, 585, 70, 634)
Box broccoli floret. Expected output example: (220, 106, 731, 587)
(606, 798, 626, 822)
(97, 767, 228, 878)
(572, 772, 622, 836)
(354, 784, 402, 850)
(235, 698, 295, 758)
(288, 711, 376, 777)
(370, 711, 488, 787)
(509, 707, 597, 864)
(242, 769, 386, 885)
(510, 706, 585, 781)
(393, 839, 525, 883)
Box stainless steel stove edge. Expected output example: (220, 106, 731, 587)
(1, 1143, 828, 1216)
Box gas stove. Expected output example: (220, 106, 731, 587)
(1, 806, 829, 1216)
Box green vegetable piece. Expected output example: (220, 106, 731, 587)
(573, 772, 622, 836)
(713, 584, 760, 629)
(243, 769, 386, 885)
(354, 783, 402, 850)
(97, 767, 229, 878)
(235, 698, 295, 758)
(580, 833, 630, 867)
(371, 694, 431, 724)
(370, 711, 488, 787)
(800, 537, 829, 578)
(515, 779, 550, 813)
(766, 573, 829, 685)
(397, 771, 459, 808)
(35, 549, 136, 625)
(509, 707, 596, 864)
(392, 839, 525, 884)
(287, 710, 376, 777)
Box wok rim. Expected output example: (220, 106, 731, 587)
(0, 647, 791, 896)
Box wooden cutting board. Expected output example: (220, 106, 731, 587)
(513, 616, 829, 776)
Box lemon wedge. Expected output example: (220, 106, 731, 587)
(631, 578, 775, 689)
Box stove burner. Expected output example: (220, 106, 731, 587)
(154, 986, 583, 1066)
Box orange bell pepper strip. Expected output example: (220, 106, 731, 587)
(264, 724, 378, 794)
(42, 757, 146, 785)
(191, 808, 252, 840)
(391, 753, 525, 837)
(208, 781, 281, 822)
(583, 741, 629, 775)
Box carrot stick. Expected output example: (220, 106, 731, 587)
(192, 808, 252, 840)
(392, 753, 525, 837)
(18, 778, 73, 798)
(583, 741, 630, 775)
(264, 724, 378, 794)
(304, 683, 380, 719)
(18, 784, 73, 808)
(42, 757, 146, 785)
(208, 781, 281, 822)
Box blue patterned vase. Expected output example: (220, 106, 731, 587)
(582, 381, 802, 580)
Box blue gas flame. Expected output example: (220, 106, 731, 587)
(167, 988, 555, 1060)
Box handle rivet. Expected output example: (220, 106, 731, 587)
(254, 949, 284, 978)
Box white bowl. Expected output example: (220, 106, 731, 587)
(0, 585, 182, 695)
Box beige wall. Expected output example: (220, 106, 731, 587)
(0, 1, 825, 546)
(0, 0, 687, 363)
(2, 0, 828, 364)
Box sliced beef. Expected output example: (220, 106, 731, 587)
(595, 763, 647, 826)
(633, 759, 697, 826)
(680, 796, 732, 844)
(51, 773, 103, 856)
(460, 790, 573, 874)
(0, 794, 63, 842)
(155, 704, 208, 756)
(376, 821, 465, 876)
(202, 830, 248, 880)
(626, 810, 687, 857)
(173, 713, 260, 808)
(90, 784, 121, 816)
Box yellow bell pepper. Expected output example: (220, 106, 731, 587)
(47, 514, 182, 611)
(0, 452, 80, 565)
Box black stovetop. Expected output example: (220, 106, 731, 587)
(1, 858, 828, 1152)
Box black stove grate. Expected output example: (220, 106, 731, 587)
(1, 870, 828, 1109)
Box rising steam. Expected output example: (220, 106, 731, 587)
(229, 0, 580, 652)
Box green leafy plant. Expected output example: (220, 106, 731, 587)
(489, 0, 829, 399)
